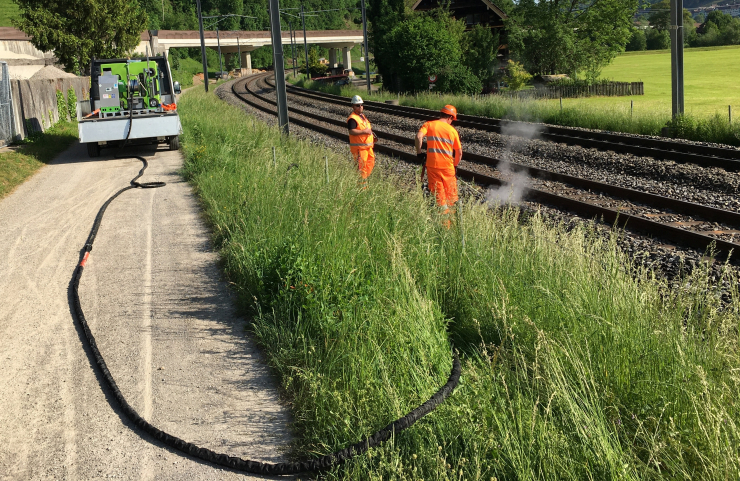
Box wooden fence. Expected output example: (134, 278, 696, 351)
(506, 81, 644, 99)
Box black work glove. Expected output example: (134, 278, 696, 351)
(416, 152, 426, 164)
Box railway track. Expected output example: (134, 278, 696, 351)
(269, 78, 740, 172)
(231, 73, 740, 261)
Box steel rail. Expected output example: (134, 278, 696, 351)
(233, 74, 740, 260)
(273, 79, 740, 171)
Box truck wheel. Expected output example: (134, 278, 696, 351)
(168, 136, 180, 151)
(87, 142, 100, 157)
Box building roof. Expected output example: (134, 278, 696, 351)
(411, 0, 509, 20)
(0, 28, 30, 40)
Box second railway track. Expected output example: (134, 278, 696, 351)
(230, 73, 740, 261)
(272, 78, 740, 172)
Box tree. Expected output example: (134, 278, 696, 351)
(647, 0, 695, 42)
(13, 0, 147, 73)
(507, 0, 637, 81)
(304, 45, 327, 77)
(645, 27, 670, 49)
(705, 9, 734, 30)
(250, 46, 273, 69)
(505, 60, 531, 91)
(367, 0, 408, 90)
(462, 25, 500, 87)
(382, 11, 477, 93)
(626, 28, 647, 51)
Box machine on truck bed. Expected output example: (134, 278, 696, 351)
(79, 56, 182, 157)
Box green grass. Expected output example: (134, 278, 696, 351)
(170, 57, 206, 89)
(178, 86, 740, 479)
(0, 1, 19, 27)
(0, 120, 78, 200)
(594, 45, 740, 119)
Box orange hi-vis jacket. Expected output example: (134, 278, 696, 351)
(418, 120, 461, 169)
(347, 112, 373, 154)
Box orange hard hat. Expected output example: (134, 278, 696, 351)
(440, 104, 457, 120)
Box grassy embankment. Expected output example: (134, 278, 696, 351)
(0, 121, 78, 200)
(179, 86, 740, 479)
(293, 45, 740, 145)
(0, 2, 19, 27)
(170, 57, 208, 89)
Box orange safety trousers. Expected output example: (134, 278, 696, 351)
(353, 148, 375, 180)
(427, 166, 458, 207)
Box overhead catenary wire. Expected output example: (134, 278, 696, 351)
(70, 155, 461, 475)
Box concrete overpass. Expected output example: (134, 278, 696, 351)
(135, 29, 365, 74)
(0, 27, 365, 77)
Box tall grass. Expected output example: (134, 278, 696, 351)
(291, 78, 740, 146)
(179, 87, 740, 479)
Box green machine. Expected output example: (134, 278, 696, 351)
(80, 56, 182, 157)
(97, 60, 163, 114)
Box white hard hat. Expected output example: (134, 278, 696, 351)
(351, 95, 364, 105)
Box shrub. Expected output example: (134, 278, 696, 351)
(66, 88, 77, 121)
(506, 59, 532, 91)
(626, 29, 647, 51)
(435, 65, 482, 95)
(56, 89, 68, 122)
(646, 28, 670, 50)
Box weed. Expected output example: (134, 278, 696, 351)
(66, 87, 77, 121)
(56, 90, 68, 122)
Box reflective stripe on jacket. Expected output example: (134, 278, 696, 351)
(418, 120, 461, 169)
(347, 112, 373, 151)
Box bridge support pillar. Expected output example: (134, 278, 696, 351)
(328, 48, 337, 68)
(240, 51, 252, 76)
(342, 47, 352, 73)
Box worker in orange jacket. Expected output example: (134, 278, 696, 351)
(415, 105, 462, 227)
(347, 95, 376, 186)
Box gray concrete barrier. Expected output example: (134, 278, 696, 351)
(10, 77, 89, 139)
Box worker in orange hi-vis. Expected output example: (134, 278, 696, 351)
(415, 104, 462, 227)
(347, 95, 376, 187)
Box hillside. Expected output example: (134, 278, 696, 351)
(0, 1, 19, 28)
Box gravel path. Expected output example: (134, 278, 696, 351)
(0, 142, 295, 480)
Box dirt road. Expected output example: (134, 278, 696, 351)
(0, 143, 295, 480)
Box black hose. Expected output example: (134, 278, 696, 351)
(70, 155, 461, 475)
(121, 83, 134, 149)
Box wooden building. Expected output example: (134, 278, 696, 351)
(411, 0, 508, 31)
(411, 0, 509, 67)
(412, 0, 509, 89)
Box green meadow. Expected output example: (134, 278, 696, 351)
(590, 45, 740, 119)
(0, 1, 18, 27)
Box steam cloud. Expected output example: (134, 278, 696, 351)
(485, 122, 542, 206)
